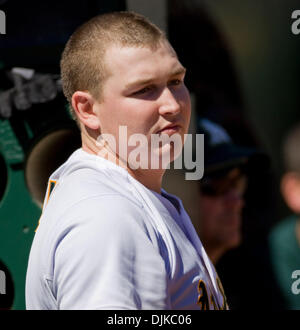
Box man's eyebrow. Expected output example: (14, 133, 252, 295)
(172, 66, 186, 76)
(125, 66, 186, 90)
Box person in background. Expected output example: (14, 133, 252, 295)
(268, 122, 300, 309)
(196, 118, 289, 310)
(196, 118, 264, 265)
(198, 166, 247, 265)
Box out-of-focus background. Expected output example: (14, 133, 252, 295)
(0, 0, 300, 309)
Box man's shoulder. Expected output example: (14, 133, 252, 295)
(38, 164, 146, 235)
(36, 187, 148, 250)
(268, 215, 299, 254)
(270, 215, 297, 239)
(48, 148, 133, 200)
(47, 164, 136, 208)
(56, 194, 146, 235)
(62, 166, 130, 193)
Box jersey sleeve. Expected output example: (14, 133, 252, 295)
(51, 194, 170, 310)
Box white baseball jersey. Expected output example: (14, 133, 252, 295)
(26, 148, 228, 310)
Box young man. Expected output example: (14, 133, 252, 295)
(26, 11, 228, 310)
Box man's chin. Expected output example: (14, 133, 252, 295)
(225, 235, 242, 250)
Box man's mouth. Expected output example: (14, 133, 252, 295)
(157, 124, 181, 135)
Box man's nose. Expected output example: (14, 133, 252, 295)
(224, 190, 245, 210)
(158, 87, 181, 116)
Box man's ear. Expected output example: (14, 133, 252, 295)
(281, 172, 300, 213)
(71, 91, 100, 130)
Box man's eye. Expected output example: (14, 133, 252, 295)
(169, 79, 182, 86)
(132, 86, 152, 95)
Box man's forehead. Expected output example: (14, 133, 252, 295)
(104, 42, 180, 70)
(124, 65, 186, 89)
(102, 43, 185, 89)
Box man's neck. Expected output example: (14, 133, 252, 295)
(82, 134, 164, 194)
(127, 167, 164, 194)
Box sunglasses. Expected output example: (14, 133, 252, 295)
(200, 168, 248, 197)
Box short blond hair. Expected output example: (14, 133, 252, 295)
(60, 11, 166, 120)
